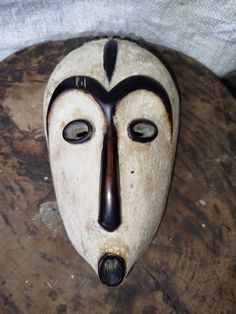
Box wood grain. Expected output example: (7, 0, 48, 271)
(0, 38, 235, 314)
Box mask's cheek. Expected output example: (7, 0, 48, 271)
(117, 137, 173, 268)
(113, 90, 173, 270)
(47, 91, 107, 269)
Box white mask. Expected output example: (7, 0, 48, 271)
(44, 38, 179, 286)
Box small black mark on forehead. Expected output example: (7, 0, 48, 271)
(103, 40, 118, 83)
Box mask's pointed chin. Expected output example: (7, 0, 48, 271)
(98, 253, 126, 286)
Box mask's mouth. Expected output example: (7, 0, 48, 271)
(98, 253, 126, 286)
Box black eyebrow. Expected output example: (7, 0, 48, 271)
(46, 75, 172, 135)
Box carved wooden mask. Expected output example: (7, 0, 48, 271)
(44, 38, 179, 286)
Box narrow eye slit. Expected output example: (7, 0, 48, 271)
(128, 119, 158, 143)
(63, 119, 93, 144)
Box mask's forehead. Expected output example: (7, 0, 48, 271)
(44, 39, 179, 138)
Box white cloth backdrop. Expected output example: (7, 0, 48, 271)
(0, 0, 236, 77)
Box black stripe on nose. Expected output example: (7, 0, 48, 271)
(98, 122, 121, 232)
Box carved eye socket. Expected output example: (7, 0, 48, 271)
(128, 119, 158, 143)
(63, 119, 93, 143)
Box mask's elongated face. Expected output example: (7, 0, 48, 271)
(44, 39, 179, 286)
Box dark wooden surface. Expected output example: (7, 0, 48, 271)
(0, 38, 235, 314)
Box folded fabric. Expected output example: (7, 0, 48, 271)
(0, 0, 235, 77)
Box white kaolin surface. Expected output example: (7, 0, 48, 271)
(44, 39, 180, 279)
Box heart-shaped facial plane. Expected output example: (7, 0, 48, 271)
(44, 38, 179, 286)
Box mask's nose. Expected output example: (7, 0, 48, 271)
(98, 121, 121, 232)
(98, 253, 126, 286)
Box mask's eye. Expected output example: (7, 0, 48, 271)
(63, 119, 93, 144)
(128, 119, 158, 143)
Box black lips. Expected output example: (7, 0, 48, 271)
(98, 253, 126, 286)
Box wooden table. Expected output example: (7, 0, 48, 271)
(0, 38, 235, 314)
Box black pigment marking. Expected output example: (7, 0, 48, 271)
(128, 118, 158, 143)
(46, 75, 172, 232)
(63, 119, 93, 144)
(98, 253, 126, 286)
(46, 75, 172, 135)
(99, 129, 121, 232)
(98, 96, 120, 232)
(103, 39, 118, 83)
